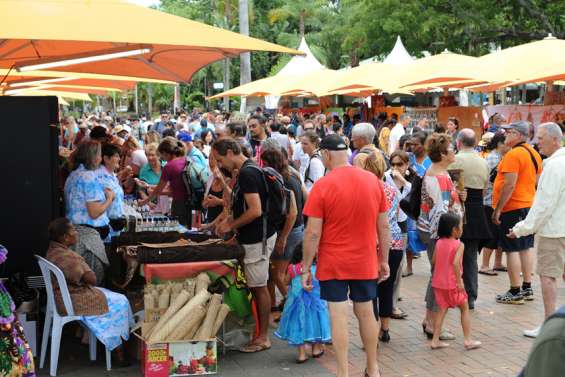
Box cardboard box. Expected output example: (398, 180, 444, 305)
(140, 339, 217, 377)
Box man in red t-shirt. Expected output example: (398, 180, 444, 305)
(302, 134, 391, 377)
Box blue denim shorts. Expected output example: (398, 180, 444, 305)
(271, 225, 304, 261)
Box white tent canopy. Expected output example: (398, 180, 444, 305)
(265, 37, 325, 109)
(383, 36, 414, 64)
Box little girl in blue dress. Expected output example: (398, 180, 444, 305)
(274, 242, 332, 363)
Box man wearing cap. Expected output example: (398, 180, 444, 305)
(302, 134, 391, 377)
(492, 121, 542, 304)
(177, 132, 207, 170)
(507, 122, 565, 337)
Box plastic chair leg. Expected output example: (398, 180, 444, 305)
(89, 330, 97, 361)
(49, 317, 63, 376)
(40, 310, 53, 369)
(105, 347, 112, 371)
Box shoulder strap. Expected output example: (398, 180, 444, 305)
(239, 163, 269, 254)
(515, 143, 539, 173)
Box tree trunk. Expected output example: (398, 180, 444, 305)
(134, 84, 139, 115)
(299, 10, 305, 38)
(239, 0, 251, 113)
(147, 83, 153, 116)
(223, 57, 231, 111)
(174, 84, 181, 113)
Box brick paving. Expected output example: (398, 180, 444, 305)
(38, 253, 564, 377)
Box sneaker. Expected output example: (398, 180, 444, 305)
(521, 287, 534, 301)
(495, 291, 525, 304)
(523, 326, 541, 338)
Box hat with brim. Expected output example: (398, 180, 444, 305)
(501, 121, 529, 137)
(320, 134, 348, 151)
(478, 131, 494, 147)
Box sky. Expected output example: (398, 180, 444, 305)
(127, 0, 160, 7)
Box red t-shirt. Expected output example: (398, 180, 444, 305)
(303, 166, 389, 281)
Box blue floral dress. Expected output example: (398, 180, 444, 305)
(64, 164, 109, 227)
(95, 166, 124, 219)
(275, 265, 331, 346)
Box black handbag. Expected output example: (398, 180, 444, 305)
(399, 174, 424, 220)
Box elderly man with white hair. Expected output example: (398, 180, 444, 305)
(350, 122, 383, 167)
(508, 122, 565, 338)
(451, 128, 490, 310)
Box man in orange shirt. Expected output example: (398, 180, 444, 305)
(302, 134, 391, 377)
(492, 121, 542, 305)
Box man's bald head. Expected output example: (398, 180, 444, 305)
(457, 128, 476, 148)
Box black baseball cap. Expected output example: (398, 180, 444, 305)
(320, 134, 348, 151)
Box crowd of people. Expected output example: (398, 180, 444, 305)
(44, 105, 565, 376)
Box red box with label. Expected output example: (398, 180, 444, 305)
(140, 339, 217, 377)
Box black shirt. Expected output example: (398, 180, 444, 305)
(285, 174, 304, 228)
(232, 159, 276, 244)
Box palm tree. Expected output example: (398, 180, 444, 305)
(239, 0, 251, 112)
(268, 0, 321, 38)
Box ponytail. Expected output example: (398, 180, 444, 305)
(158, 136, 186, 157)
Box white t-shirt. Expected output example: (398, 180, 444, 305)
(303, 156, 325, 192)
(270, 132, 291, 151)
(388, 123, 406, 155)
(293, 142, 310, 179)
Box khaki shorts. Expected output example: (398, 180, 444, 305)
(242, 234, 277, 288)
(536, 237, 565, 279)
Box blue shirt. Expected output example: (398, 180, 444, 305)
(152, 121, 167, 136)
(95, 166, 124, 219)
(188, 147, 207, 170)
(409, 153, 431, 177)
(64, 165, 109, 227)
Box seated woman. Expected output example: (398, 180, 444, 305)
(64, 141, 114, 285)
(46, 218, 133, 365)
(0, 245, 35, 377)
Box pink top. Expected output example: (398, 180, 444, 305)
(161, 157, 188, 201)
(287, 263, 303, 279)
(432, 238, 462, 290)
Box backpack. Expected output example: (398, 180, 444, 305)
(245, 165, 291, 231)
(399, 173, 424, 220)
(181, 157, 209, 210)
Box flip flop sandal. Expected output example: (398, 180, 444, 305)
(312, 350, 325, 358)
(479, 269, 498, 276)
(493, 266, 507, 272)
(296, 357, 309, 364)
(391, 310, 408, 319)
(239, 343, 271, 353)
(430, 343, 450, 350)
(402, 272, 414, 277)
(464, 341, 482, 350)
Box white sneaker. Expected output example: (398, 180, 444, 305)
(523, 326, 541, 338)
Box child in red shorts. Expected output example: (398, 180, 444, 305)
(431, 213, 481, 351)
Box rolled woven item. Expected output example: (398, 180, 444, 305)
(158, 286, 171, 310)
(194, 294, 222, 340)
(185, 278, 196, 299)
(169, 305, 207, 341)
(211, 304, 231, 337)
(146, 289, 191, 339)
(195, 273, 211, 294)
(144, 293, 156, 310)
(148, 289, 211, 342)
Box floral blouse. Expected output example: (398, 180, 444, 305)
(417, 173, 462, 239)
(383, 182, 404, 251)
(64, 164, 109, 227)
(95, 166, 124, 219)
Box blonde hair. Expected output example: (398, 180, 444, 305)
(144, 142, 160, 157)
(144, 130, 161, 145)
(362, 151, 387, 179)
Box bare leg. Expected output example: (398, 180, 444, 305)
(312, 343, 324, 356)
(540, 276, 558, 318)
(250, 286, 272, 345)
(430, 307, 449, 349)
(480, 247, 494, 270)
(460, 302, 481, 349)
(354, 301, 379, 377)
(493, 248, 504, 269)
(328, 302, 350, 377)
(506, 252, 522, 287)
(519, 249, 533, 284)
(273, 260, 290, 298)
(406, 251, 414, 274)
(380, 317, 390, 331)
(297, 345, 307, 362)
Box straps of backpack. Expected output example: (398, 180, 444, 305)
(514, 142, 539, 174)
(304, 151, 322, 184)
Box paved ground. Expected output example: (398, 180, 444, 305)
(38, 252, 565, 377)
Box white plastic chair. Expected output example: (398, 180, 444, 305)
(35, 255, 111, 376)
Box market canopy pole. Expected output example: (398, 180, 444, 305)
(0, 0, 303, 83)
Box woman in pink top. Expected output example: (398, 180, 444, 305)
(431, 213, 481, 351)
(138, 137, 189, 225)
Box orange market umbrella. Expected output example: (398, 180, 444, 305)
(0, 0, 303, 82)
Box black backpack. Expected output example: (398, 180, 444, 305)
(245, 165, 291, 231)
(400, 173, 424, 220)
